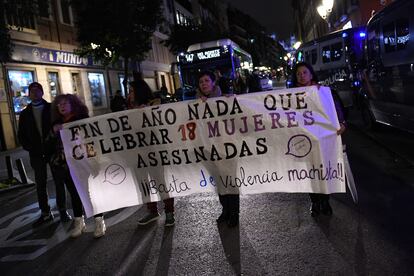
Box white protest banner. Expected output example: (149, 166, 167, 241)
(60, 86, 345, 217)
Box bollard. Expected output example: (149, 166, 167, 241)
(6, 155, 13, 179)
(15, 158, 28, 184)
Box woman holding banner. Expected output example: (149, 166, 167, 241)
(48, 94, 106, 238)
(196, 70, 240, 227)
(291, 62, 346, 217)
(129, 80, 176, 227)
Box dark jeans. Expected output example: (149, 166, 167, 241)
(309, 193, 330, 203)
(51, 166, 84, 217)
(147, 198, 174, 213)
(219, 194, 240, 216)
(29, 155, 51, 214)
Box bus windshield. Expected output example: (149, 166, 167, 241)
(178, 39, 253, 94)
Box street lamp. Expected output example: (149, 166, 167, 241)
(323, 0, 334, 12)
(317, 0, 334, 31)
(293, 41, 302, 50)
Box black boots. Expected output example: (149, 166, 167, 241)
(310, 202, 320, 217)
(59, 210, 72, 222)
(320, 200, 333, 216)
(32, 211, 54, 227)
(310, 199, 333, 217)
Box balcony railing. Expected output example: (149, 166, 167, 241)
(5, 6, 36, 30)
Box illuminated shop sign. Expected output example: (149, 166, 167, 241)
(197, 49, 221, 60)
(11, 45, 103, 68)
(180, 47, 229, 64)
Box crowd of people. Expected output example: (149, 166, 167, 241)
(17, 62, 345, 238)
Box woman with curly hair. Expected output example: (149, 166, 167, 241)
(49, 94, 106, 238)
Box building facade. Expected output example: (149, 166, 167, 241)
(0, 0, 176, 151)
(292, 0, 396, 42)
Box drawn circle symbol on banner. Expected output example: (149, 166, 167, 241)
(104, 164, 126, 185)
(286, 134, 312, 158)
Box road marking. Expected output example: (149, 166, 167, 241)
(0, 200, 141, 261)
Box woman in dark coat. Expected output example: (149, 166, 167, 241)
(291, 62, 346, 217)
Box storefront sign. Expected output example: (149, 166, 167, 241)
(11, 45, 103, 68)
(61, 86, 345, 217)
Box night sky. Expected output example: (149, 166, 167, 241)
(226, 0, 294, 41)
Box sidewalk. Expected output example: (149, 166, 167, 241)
(0, 147, 37, 193)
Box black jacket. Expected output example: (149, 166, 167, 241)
(110, 95, 126, 112)
(17, 100, 52, 157)
(47, 114, 88, 168)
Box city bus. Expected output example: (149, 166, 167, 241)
(177, 39, 253, 99)
(361, 0, 414, 133)
(295, 26, 366, 111)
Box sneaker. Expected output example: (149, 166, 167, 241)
(165, 212, 175, 227)
(59, 210, 72, 222)
(32, 211, 54, 227)
(70, 216, 86, 238)
(137, 212, 160, 225)
(94, 217, 106, 238)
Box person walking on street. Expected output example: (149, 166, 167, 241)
(17, 82, 69, 226)
(49, 94, 106, 238)
(128, 80, 176, 227)
(214, 69, 231, 95)
(110, 90, 126, 112)
(196, 71, 240, 227)
(291, 62, 346, 217)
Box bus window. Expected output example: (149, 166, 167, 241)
(305, 51, 310, 63)
(322, 45, 331, 63)
(311, 49, 317, 65)
(331, 42, 343, 61)
(383, 22, 396, 53)
(297, 51, 303, 62)
(396, 18, 409, 50)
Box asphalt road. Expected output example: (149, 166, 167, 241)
(0, 111, 413, 275)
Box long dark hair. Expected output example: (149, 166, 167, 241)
(130, 80, 154, 106)
(52, 94, 89, 122)
(291, 62, 319, 87)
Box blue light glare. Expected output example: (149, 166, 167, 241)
(342, 33, 348, 38)
(359, 32, 366, 38)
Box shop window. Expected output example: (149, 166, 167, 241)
(48, 72, 60, 100)
(396, 18, 409, 50)
(118, 74, 130, 97)
(8, 70, 34, 114)
(71, 73, 82, 96)
(87, 73, 106, 107)
(383, 22, 396, 53)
